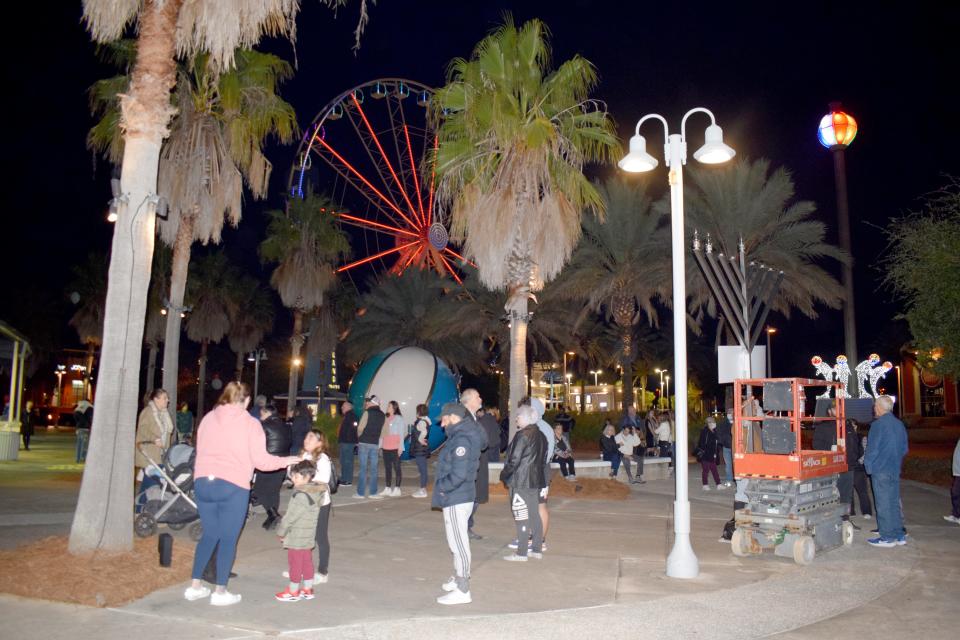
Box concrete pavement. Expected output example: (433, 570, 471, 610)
(0, 429, 957, 639)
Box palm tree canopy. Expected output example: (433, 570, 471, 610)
(558, 177, 672, 329)
(68, 253, 109, 346)
(185, 251, 240, 344)
(82, 1, 374, 71)
(227, 277, 275, 355)
(432, 17, 620, 291)
(259, 192, 351, 311)
(681, 158, 848, 320)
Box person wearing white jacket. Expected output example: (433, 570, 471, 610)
(615, 426, 644, 484)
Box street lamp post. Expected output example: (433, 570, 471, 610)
(656, 368, 667, 410)
(247, 348, 267, 400)
(766, 327, 777, 377)
(54, 365, 66, 407)
(620, 107, 736, 579)
(590, 370, 601, 386)
(563, 351, 575, 408)
(665, 375, 671, 410)
(819, 103, 859, 393)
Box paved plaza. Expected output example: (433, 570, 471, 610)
(0, 430, 957, 639)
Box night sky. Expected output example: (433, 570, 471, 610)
(4, 1, 959, 394)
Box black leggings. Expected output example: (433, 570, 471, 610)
(315, 503, 331, 575)
(383, 449, 402, 487)
(253, 469, 286, 511)
(852, 468, 873, 516)
(556, 456, 575, 477)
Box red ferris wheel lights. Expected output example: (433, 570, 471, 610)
(427, 136, 438, 226)
(399, 244, 425, 272)
(403, 124, 426, 226)
(439, 253, 463, 285)
(350, 94, 420, 225)
(442, 247, 475, 267)
(336, 239, 420, 273)
(336, 212, 419, 238)
(313, 135, 420, 230)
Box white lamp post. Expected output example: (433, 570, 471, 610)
(620, 107, 735, 579)
(656, 368, 667, 409)
(590, 370, 601, 386)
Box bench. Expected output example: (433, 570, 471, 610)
(486, 456, 672, 483)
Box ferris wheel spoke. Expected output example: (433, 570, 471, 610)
(443, 247, 476, 268)
(403, 124, 427, 225)
(313, 149, 407, 230)
(385, 95, 413, 203)
(350, 94, 422, 228)
(336, 239, 421, 273)
(314, 135, 420, 231)
(427, 135, 438, 227)
(342, 105, 408, 217)
(438, 253, 464, 285)
(336, 212, 419, 238)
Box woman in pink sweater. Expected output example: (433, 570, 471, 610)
(184, 382, 300, 607)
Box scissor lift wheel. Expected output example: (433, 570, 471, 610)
(842, 521, 855, 546)
(731, 528, 751, 557)
(793, 536, 815, 565)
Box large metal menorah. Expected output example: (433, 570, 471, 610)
(692, 232, 783, 375)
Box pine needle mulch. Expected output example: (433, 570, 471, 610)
(489, 476, 630, 500)
(0, 536, 193, 607)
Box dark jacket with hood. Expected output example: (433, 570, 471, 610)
(432, 419, 485, 508)
(261, 415, 292, 456)
(338, 409, 359, 444)
(696, 426, 721, 463)
(500, 425, 548, 490)
(409, 416, 431, 457)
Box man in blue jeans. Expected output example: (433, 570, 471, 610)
(864, 395, 909, 547)
(356, 396, 385, 499)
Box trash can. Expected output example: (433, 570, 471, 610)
(0, 421, 20, 461)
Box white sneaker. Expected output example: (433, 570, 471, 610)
(702, 485, 711, 491)
(378, 487, 392, 497)
(441, 576, 457, 592)
(436, 589, 471, 605)
(281, 570, 289, 578)
(723, 481, 733, 487)
(368, 493, 385, 500)
(503, 554, 528, 562)
(210, 590, 242, 606)
(392, 487, 402, 497)
(569, 475, 577, 481)
(412, 488, 428, 498)
(717, 484, 727, 491)
(184, 585, 210, 601)
(528, 552, 543, 559)
(862, 514, 873, 520)
(944, 515, 960, 524)
(314, 573, 328, 583)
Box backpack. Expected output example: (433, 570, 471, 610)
(328, 458, 340, 494)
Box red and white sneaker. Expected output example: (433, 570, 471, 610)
(275, 587, 302, 602)
(300, 588, 315, 600)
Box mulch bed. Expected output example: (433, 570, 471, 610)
(489, 476, 630, 500)
(0, 536, 194, 607)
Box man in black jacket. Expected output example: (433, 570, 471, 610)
(433, 402, 485, 605)
(461, 389, 489, 540)
(356, 396, 385, 499)
(500, 404, 547, 562)
(337, 401, 358, 486)
(254, 404, 292, 529)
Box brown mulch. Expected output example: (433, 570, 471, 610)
(489, 476, 630, 500)
(0, 536, 194, 607)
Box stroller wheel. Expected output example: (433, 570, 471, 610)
(188, 521, 203, 542)
(134, 513, 157, 538)
(167, 521, 187, 531)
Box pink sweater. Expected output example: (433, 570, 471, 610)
(194, 404, 291, 489)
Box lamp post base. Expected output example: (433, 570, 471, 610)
(666, 500, 700, 579)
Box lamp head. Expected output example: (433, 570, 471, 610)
(818, 108, 857, 149)
(693, 124, 736, 164)
(618, 134, 658, 173)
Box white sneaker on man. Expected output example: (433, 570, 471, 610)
(503, 554, 528, 562)
(436, 589, 471, 605)
(314, 573, 328, 583)
(944, 515, 960, 524)
(717, 484, 727, 491)
(441, 576, 458, 592)
(210, 590, 242, 606)
(412, 488, 428, 498)
(368, 493, 385, 500)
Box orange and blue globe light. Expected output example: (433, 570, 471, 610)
(818, 110, 858, 149)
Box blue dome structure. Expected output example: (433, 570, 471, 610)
(348, 346, 458, 456)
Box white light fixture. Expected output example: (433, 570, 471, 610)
(693, 124, 736, 164)
(618, 134, 659, 173)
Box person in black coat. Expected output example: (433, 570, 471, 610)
(288, 405, 313, 455)
(461, 391, 489, 539)
(849, 419, 873, 518)
(716, 410, 734, 485)
(337, 401, 358, 486)
(253, 404, 292, 529)
(478, 407, 502, 463)
(500, 404, 548, 560)
(20, 401, 36, 451)
(697, 417, 723, 490)
(600, 422, 621, 477)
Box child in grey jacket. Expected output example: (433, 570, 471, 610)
(275, 460, 322, 602)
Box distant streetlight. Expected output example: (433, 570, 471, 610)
(819, 102, 859, 393)
(563, 351, 575, 406)
(665, 375, 671, 409)
(656, 368, 668, 410)
(247, 348, 267, 400)
(590, 370, 601, 386)
(766, 327, 777, 377)
(621, 106, 735, 580)
(54, 365, 66, 406)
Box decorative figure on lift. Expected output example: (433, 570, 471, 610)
(811, 356, 834, 398)
(833, 355, 852, 398)
(868, 361, 894, 398)
(855, 353, 882, 399)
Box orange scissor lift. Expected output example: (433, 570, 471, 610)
(731, 378, 855, 565)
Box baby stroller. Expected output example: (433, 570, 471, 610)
(134, 443, 203, 541)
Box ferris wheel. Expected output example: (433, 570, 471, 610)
(288, 78, 469, 283)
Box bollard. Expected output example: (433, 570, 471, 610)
(158, 532, 173, 567)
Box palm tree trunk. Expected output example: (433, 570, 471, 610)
(69, 0, 182, 555)
(197, 339, 208, 420)
(579, 378, 586, 413)
(235, 350, 244, 382)
(84, 342, 96, 400)
(161, 215, 194, 421)
(506, 293, 528, 442)
(288, 310, 305, 418)
(620, 326, 635, 412)
(146, 341, 158, 391)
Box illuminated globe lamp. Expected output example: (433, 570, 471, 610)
(817, 108, 858, 149)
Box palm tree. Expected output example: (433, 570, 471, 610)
(144, 244, 171, 392)
(67, 253, 108, 401)
(432, 17, 619, 436)
(681, 159, 847, 334)
(227, 278, 274, 382)
(559, 178, 672, 411)
(260, 193, 350, 415)
(185, 252, 240, 419)
(73, 0, 370, 554)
